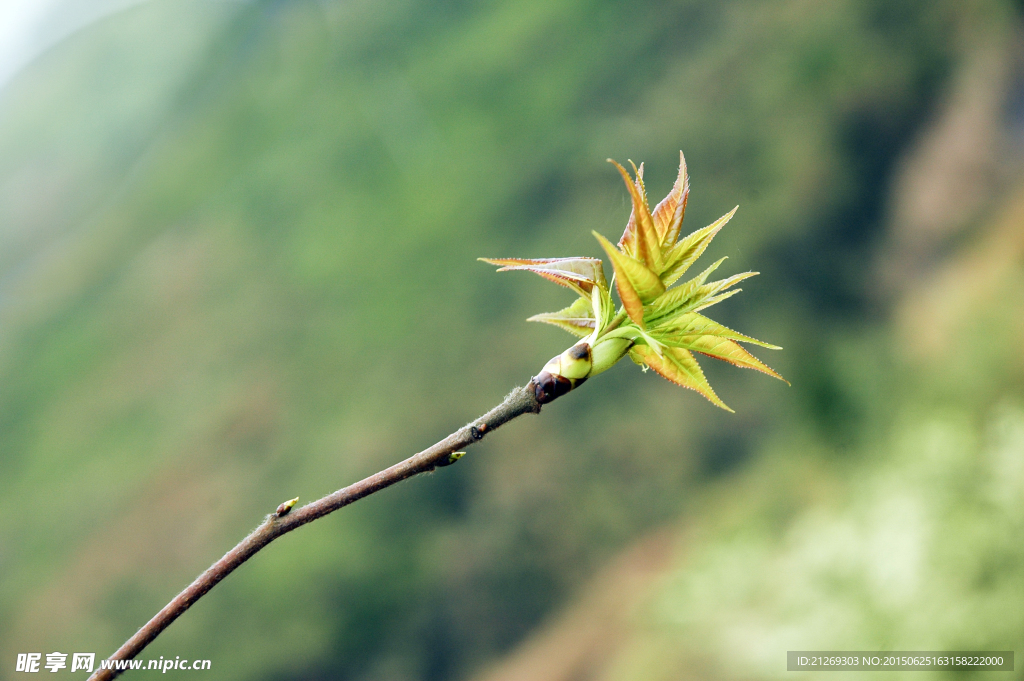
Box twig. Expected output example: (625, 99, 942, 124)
(88, 383, 543, 680)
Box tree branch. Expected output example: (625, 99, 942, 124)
(88, 382, 543, 680)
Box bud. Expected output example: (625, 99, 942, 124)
(589, 337, 632, 376)
(436, 451, 465, 467)
(275, 497, 299, 517)
(543, 342, 592, 379)
(486, 152, 785, 412)
(532, 342, 591, 404)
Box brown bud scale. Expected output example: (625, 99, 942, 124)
(532, 370, 586, 404)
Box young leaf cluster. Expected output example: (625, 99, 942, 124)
(482, 152, 786, 410)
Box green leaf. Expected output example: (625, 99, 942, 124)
(590, 284, 616, 332)
(700, 270, 759, 299)
(479, 257, 605, 296)
(610, 160, 643, 260)
(527, 297, 596, 338)
(629, 344, 733, 411)
(650, 151, 689, 248)
(482, 152, 787, 412)
(609, 159, 662, 272)
(594, 231, 665, 327)
(650, 271, 758, 327)
(664, 334, 787, 383)
(660, 207, 737, 286)
(691, 289, 741, 312)
(653, 312, 782, 350)
(628, 325, 668, 357)
(644, 257, 729, 325)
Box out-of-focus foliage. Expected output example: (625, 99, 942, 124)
(0, 0, 1020, 680)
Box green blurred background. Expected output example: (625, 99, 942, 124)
(2, 0, 1023, 679)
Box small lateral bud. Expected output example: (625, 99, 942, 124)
(436, 451, 465, 467)
(276, 497, 299, 517)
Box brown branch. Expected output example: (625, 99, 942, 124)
(88, 382, 543, 680)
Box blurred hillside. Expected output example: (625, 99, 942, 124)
(476, 5, 1024, 680)
(1, 0, 1021, 680)
(477, 145, 1024, 681)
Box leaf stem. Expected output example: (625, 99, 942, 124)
(598, 309, 629, 337)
